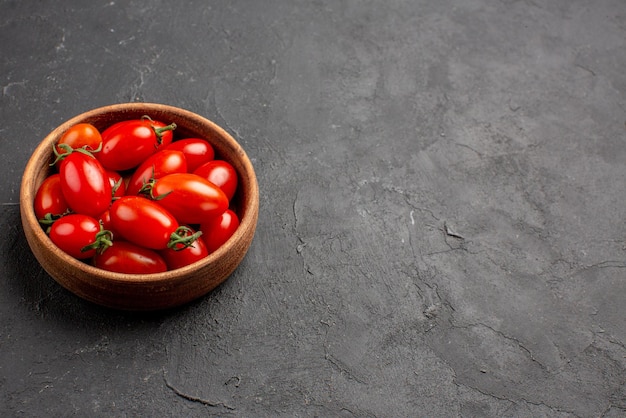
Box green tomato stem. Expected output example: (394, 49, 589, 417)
(137, 176, 171, 201)
(81, 228, 114, 255)
(111, 177, 124, 199)
(153, 122, 177, 145)
(167, 226, 203, 251)
(39, 213, 61, 226)
(49, 142, 101, 166)
(140, 115, 177, 145)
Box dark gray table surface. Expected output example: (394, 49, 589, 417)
(1, 1, 625, 417)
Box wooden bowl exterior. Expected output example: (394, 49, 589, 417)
(20, 103, 259, 310)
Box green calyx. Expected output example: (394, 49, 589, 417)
(50, 142, 102, 166)
(111, 177, 124, 200)
(39, 212, 62, 226)
(81, 228, 114, 255)
(167, 226, 203, 251)
(137, 168, 171, 201)
(39, 208, 72, 233)
(140, 115, 176, 145)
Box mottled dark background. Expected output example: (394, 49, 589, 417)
(1, 0, 625, 416)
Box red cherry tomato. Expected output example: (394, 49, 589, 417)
(58, 150, 112, 218)
(49, 214, 112, 259)
(193, 160, 238, 201)
(97, 209, 119, 238)
(56, 123, 102, 153)
(109, 196, 199, 250)
(106, 169, 126, 198)
(125, 150, 187, 196)
(34, 174, 70, 224)
(162, 138, 214, 172)
(93, 241, 167, 274)
(97, 117, 176, 171)
(149, 173, 229, 225)
(159, 227, 209, 270)
(200, 209, 240, 254)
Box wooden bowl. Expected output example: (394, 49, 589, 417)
(20, 103, 259, 311)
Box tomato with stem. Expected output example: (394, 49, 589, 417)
(34, 173, 70, 226)
(109, 196, 201, 250)
(159, 226, 209, 270)
(97, 209, 119, 238)
(97, 116, 177, 171)
(56, 123, 102, 153)
(49, 214, 112, 259)
(125, 150, 187, 196)
(106, 169, 126, 199)
(53, 145, 112, 218)
(143, 173, 228, 225)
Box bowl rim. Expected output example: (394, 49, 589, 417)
(20, 102, 259, 285)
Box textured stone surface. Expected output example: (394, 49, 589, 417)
(1, 0, 625, 416)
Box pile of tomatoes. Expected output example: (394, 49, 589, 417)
(34, 116, 241, 274)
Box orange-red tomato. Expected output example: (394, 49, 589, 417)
(56, 123, 102, 153)
(148, 173, 229, 225)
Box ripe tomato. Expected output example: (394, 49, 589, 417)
(97, 209, 120, 238)
(200, 209, 240, 253)
(56, 123, 102, 153)
(34, 174, 70, 225)
(58, 149, 112, 218)
(125, 150, 187, 196)
(93, 241, 167, 274)
(106, 169, 126, 198)
(162, 138, 214, 172)
(97, 117, 176, 171)
(148, 173, 228, 225)
(193, 160, 238, 201)
(49, 214, 112, 259)
(109, 196, 200, 250)
(159, 227, 209, 270)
